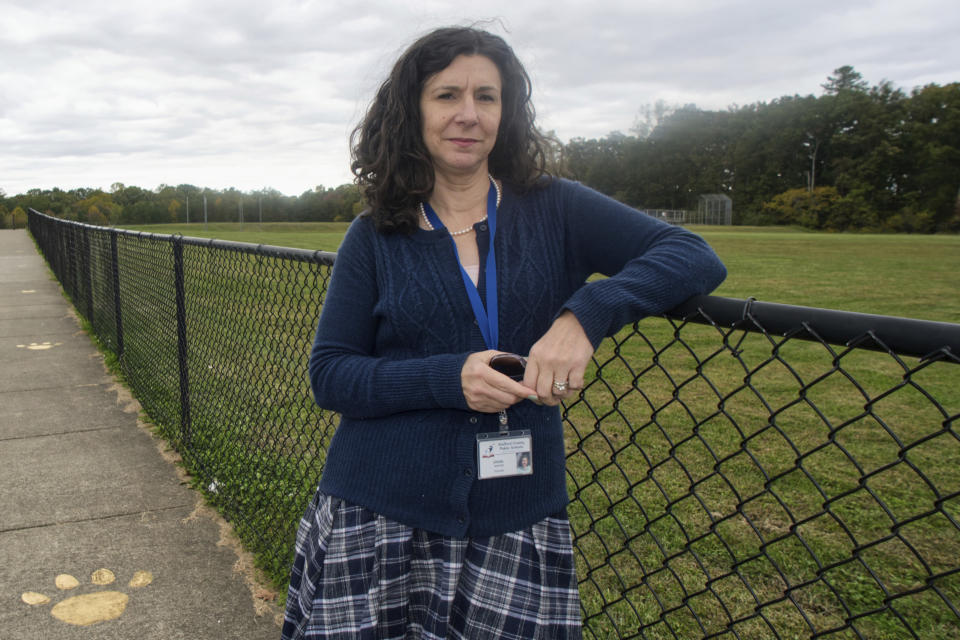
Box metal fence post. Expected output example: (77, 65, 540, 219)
(172, 237, 192, 447)
(110, 232, 124, 358)
(82, 227, 94, 322)
(64, 226, 74, 300)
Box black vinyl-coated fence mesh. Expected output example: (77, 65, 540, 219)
(29, 209, 960, 639)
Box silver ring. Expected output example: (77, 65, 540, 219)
(552, 380, 568, 394)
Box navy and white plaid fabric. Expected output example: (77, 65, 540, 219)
(282, 490, 582, 639)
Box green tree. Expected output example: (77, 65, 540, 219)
(73, 191, 121, 224)
(827, 80, 907, 221)
(821, 65, 869, 95)
(168, 199, 182, 222)
(11, 206, 28, 228)
(761, 186, 841, 229)
(898, 83, 960, 230)
(630, 100, 677, 139)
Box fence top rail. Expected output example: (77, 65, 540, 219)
(28, 208, 337, 266)
(671, 294, 960, 361)
(31, 207, 959, 362)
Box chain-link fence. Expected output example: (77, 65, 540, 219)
(29, 209, 960, 639)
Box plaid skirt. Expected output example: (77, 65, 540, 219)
(282, 490, 582, 639)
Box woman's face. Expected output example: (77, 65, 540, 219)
(420, 54, 502, 178)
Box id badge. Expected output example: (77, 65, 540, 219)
(476, 430, 533, 479)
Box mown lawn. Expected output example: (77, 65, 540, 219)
(123, 222, 960, 322)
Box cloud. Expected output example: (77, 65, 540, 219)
(2, 0, 958, 197)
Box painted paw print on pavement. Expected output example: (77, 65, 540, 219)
(16, 342, 63, 350)
(21, 568, 153, 626)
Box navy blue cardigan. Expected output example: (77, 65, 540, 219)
(309, 178, 726, 537)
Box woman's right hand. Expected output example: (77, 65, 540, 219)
(461, 350, 538, 413)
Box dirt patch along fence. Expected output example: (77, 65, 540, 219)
(29, 209, 960, 639)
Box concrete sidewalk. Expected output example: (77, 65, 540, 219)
(0, 229, 281, 639)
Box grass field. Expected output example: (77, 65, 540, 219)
(123, 222, 960, 323)
(108, 220, 959, 638)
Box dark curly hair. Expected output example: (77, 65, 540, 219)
(350, 26, 553, 234)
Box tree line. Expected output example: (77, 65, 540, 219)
(562, 67, 959, 232)
(0, 182, 363, 230)
(2, 67, 957, 232)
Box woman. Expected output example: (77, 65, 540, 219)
(283, 26, 726, 639)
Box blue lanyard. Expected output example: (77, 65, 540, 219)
(421, 181, 499, 350)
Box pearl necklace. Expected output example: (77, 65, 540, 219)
(420, 174, 502, 236)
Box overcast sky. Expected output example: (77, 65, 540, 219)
(3, 0, 958, 197)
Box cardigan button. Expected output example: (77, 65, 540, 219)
(463, 468, 473, 477)
(469, 416, 478, 424)
(457, 516, 465, 524)
(479, 223, 487, 231)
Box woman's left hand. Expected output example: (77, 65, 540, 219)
(524, 310, 595, 406)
